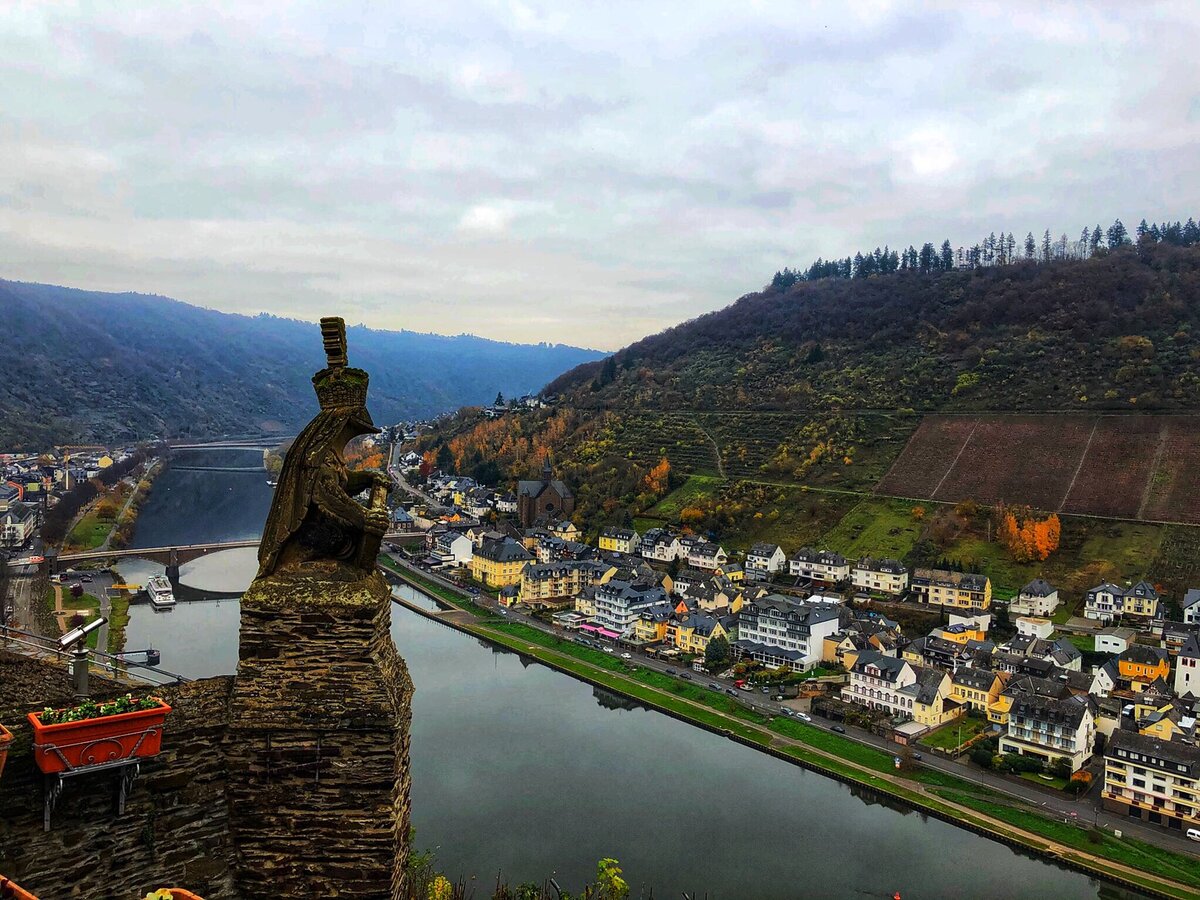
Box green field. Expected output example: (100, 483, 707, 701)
(820, 497, 925, 560)
(920, 716, 992, 751)
(646, 475, 722, 518)
(65, 512, 113, 551)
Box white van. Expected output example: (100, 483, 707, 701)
(1186, 827, 1200, 842)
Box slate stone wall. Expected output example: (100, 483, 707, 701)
(0, 569, 412, 900)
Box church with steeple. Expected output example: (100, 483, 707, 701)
(517, 457, 575, 527)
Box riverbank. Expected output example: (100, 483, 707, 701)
(381, 558, 1200, 900)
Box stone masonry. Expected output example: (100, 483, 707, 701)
(227, 567, 412, 897)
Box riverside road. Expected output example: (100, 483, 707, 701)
(383, 551, 1200, 862)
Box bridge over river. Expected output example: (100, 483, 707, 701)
(52, 532, 423, 577)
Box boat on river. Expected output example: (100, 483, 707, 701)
(146, 574, 176, 609)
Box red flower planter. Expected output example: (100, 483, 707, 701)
(0, 874, 40, 899)
(0, 724, 12, 780)
(26, 700, 171, 774)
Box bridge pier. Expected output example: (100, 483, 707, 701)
(166, 548, 180, 581)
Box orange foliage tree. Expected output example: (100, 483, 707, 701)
(644, 457, 671, 495)
(996, 504, 1061, 562)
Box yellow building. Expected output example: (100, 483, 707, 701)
(598, 526, 639, 554)
(518, 561, 614, 606)
(668, 613, 728, 655)
(912, 568, 991, 610)
(951, 668, 1007, 713)
(469, 537, 533, 588)
(97, 455, 114, 469)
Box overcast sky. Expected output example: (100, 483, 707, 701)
(2, 2, 1197, 350)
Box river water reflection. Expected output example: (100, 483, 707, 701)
(119, 456, 1138, 899)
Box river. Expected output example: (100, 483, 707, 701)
(116, 451, 1137, 899)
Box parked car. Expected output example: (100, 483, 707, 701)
(665, 667, 677, 676)
(498, 608, 508, 616)
(726, 688, 738, 697)
(621, 652, 632, 659)
(679, 672, 692, 680)
(912, 752, 923, 761)
(831, 724, 846, 734)
(706, 684, 721, 692)
(603, 646, 614, 653)
(1187, 827, 1200, 842)
(796, 712, 812, 722)
(780, 707, 794, 716)
(739, 684, 752, 692)
(80, 574, 93, 583)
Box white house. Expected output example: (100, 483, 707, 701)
(733, 595, 841, 672)
(1010, 578, 1060, 617)
(639, 528, 682, 562)
(1015, 617, 1054, 639)
(745, 543, 787, 580)
(592, 579, 668, 635)
(850, 558, 909, 595)
(1176, 634, 1200, 700)
(1000, 692, 1095, 773)
(432, 531, 473, 567)
(1183, 588, 1200, 625)
(788, 548, 850, 584)
(686, 540, 728, 571)
(1095, 627, 1137, 655)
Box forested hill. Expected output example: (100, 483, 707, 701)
(548, 241, 1200, 414)
(0, 280, 602, 449)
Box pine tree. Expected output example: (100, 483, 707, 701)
(1106, 219, 1129, 249)
(940, 240, 954, 270)
(1025, 232, 1036, 259)
(1041, 229, 1052, 262)
(1136, 218, 1149, 240)
(1090, 225, 1103, 253)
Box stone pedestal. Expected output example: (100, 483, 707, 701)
(227, 568, 412, 898)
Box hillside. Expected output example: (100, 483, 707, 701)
(412, 243, 1200, 604)
(0, 279, 602, 448)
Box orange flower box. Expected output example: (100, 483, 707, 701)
(0, 724, 12, 780)
(152, 890, 205, 900)
(27, 699, 171, 775)
(0, 873, 40, 899)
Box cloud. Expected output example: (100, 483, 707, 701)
(0, 1, 1197, 350)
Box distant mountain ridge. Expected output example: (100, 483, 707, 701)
(0, 279, 602, 449)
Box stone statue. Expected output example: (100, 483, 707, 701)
(256, 317, 391, 579)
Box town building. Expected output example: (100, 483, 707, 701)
(1182, 588, 1200, 626)
(598, 526, 640, 555)
(1176, 634, 1200, 700)
(1118, 645, 1172, 692)
(1008, 579, 1060, 617)
(592, 579, 669, 636)
(788, 548, 850, 584)
(686, 540, 728, 571)
(734, 594, 841, 672)
(668, 612, 729, 656)
(842, 651, 961, 729)
(745, 543, 787, 580)
(431, 531, 473, 568)
(518, 560, 614, 607)
(0, 502, 36, 547)
(468, 536, 533, 588)
(639, 528, 682, 562)
(950, 667, 1007, 713)
(911, 568, 992, 610)
(1103, 729, 1200, 833)
(517, 459, 575, 527)
(1085, 580, 1162, 624)
(999, 692, 1095, 773)
(850, 557, 909, 595)
(1096, 626, 1138, 655)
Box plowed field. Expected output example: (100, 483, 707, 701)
(876, 414, 1200, 523)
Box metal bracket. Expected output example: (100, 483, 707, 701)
(43, 758, 141, 832)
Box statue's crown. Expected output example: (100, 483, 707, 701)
(312, 316, 370, 410)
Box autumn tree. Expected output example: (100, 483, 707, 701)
(996, 505, 1061, 562)
(643, 456, 671, 494)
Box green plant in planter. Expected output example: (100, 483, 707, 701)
(39, 693, 161, 726)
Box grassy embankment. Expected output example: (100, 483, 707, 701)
(387, 563, 1200, 898)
